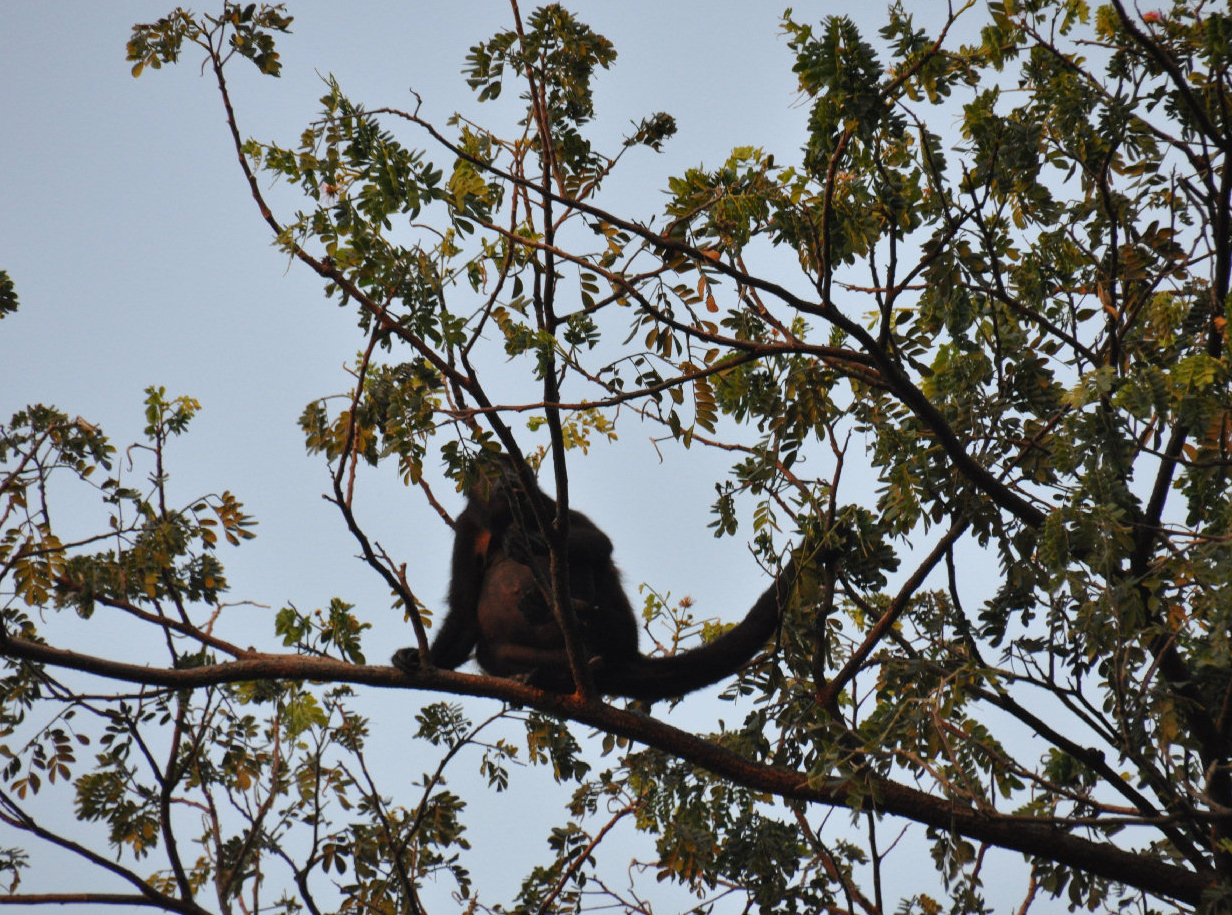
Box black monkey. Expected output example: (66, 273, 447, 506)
(391, 456, 796, 701)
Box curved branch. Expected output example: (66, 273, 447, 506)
(0, 789, 214, 915)
(0, 633, 1212, 906)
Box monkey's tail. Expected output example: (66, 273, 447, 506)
(599, 558, 797, 702)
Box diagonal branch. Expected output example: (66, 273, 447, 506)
(0, 632, 1213, 906)
(0, 789, 214, 915)
(817, 516, 970, 712)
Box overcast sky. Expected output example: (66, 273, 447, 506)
(0, 3, 1002, 910)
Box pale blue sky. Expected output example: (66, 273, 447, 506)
(1, 1, 832, 618)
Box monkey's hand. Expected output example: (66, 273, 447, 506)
(391, 647, 422, 674)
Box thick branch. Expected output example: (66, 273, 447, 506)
(0, 895, 177, 908)
(0, 634, 1212, 905)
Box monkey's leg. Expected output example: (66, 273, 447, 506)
(478, 642, 571, 676)
(477, 641, 608, 691)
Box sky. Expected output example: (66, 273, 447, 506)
(0, 2, 1005, 911)
(0, 0, 927, 681)
(1, 0, 840, 640)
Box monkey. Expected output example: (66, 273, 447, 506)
(391, 455, 796, 701)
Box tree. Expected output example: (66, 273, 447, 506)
(3, 0, 1232, 911)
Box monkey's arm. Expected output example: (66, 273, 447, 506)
(422, 604, 480, 668)
(391, 595, 479, 673)
(392, 509, 488, 673)
(479, 641, 609, 693)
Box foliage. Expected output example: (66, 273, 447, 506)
(0, 271, 17, 320)
(3, 1, 1232, 912)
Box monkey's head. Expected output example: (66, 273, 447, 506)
(466, 451, 542, 519)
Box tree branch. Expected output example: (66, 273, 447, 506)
(0, 633, 1212, 905)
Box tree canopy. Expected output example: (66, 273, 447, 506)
(4, 1, 1232, 912)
